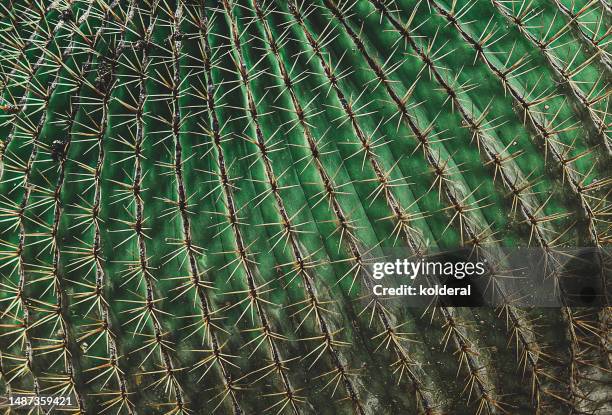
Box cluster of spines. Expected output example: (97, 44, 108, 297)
(416, 0, 609, 405)
(316, 2, 504, 412)
(373, 0, 609, 411)
(201, 3, 315, 413)
(223, 1, 379, 413)
(175, 5, 249, 413)
(283, 2, 439, 413)
(0, 0, 92, 409)
(491, 0, 610, 152)
(200, 5, 293, 413)
(0, 2, 64, 144)
(36, 1, 98, 409)
(288, 0, 608, 412)
(149, 1, 251, 411)
(62, 0, 135, 412)
(109, 1, 189, 412)
(551, 0, 611, 70)
(428, 0, 609, 247)
(383, 0, 608, 412)
(491, 0, 612, 272)
(0, 0, 48, 101)
(365, 2, 566, 409)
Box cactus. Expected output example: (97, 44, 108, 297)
(0, 0, 609, 414)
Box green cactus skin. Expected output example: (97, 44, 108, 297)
(0, 0, 610, 414)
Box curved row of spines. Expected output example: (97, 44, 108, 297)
(0, 0, 609, 414)
(0, 1, 94, 409)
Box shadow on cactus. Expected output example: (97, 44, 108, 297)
(0, 0, 610, 414)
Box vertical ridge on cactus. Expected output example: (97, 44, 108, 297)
(0, 0, 609, 414)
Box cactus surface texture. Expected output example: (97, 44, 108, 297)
(0, 0, 610, 414)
